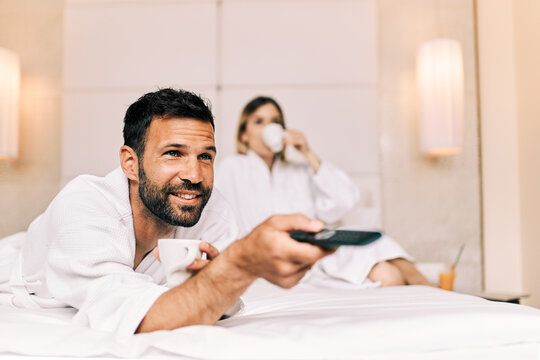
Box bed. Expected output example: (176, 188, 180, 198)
(1, 280, 540, 359)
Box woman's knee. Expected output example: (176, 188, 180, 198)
(368, 261, 406, 287)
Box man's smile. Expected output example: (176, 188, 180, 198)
(170, 191, 201, 205)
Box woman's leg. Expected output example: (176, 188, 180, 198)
(367, 261, 406, 287)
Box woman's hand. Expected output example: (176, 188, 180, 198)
(284, 129, 321, 172)
(284, 129, 310, 154)
(153, 242, 220, 271)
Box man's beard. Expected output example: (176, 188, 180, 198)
(138, 165, 212, 227)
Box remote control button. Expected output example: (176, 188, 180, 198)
(314, 230, 335, 240)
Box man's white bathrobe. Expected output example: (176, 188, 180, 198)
(0, 167, 237, 336)
(215, 151, 412, 288)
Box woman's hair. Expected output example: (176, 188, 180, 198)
(236, 96, 286, 160)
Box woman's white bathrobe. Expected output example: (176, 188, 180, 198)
(0, 167, 237, 336)
(215, 151, 412, 288)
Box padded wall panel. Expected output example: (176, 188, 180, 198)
(64, 0, 217, 89)
(221, 0, 377, 86)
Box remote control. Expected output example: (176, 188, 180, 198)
(288, 229, 382, 248)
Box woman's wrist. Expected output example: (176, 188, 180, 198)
(303, 150, 321, 173)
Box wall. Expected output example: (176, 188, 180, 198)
(477, 0, 540, 306)
(2, 0, 485, 294)
(476, 0, 522, 294)
(61, 0, 383, 228)
(378, 0, 482, 292)
(0, 0, 64, 238)
(514, 0, 540, 308)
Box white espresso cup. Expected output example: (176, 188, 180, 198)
(157, 238, 246, 319)
(158, 239, 202, 287)
(261, 123, 285, 153)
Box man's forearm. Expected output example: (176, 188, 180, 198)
(137, 214, 331, 333)
(136, 243, 255, 333)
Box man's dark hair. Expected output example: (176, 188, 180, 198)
(123, 88, 215, 157)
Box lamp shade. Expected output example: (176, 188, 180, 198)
(416, 38, 464, 156)
(0, 47, 20, 160)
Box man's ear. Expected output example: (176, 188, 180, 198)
(120, 145, 139, 182)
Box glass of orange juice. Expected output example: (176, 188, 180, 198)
(439, 264, 456, 291)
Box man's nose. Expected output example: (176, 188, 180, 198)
(178, 157, 203, 184)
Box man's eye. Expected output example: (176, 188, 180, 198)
(255, 118, 263, 125)
(165, 150, 180, 157)
(199, 153, 213, 161)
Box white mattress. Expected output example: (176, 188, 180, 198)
(1, 282, 540, 359)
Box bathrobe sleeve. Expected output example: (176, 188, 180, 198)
(309, 161, 360, 224)
(40, 188, 168, 336)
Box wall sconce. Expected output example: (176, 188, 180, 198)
(0, 47, 20, 160)
(416, 38, 464, 157)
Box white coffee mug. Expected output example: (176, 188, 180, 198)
(261, 123, 285, 153)
(158, 239, 202, 287)
(158, 238, 246, 319)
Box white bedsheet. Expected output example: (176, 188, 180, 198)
(1, 283, 540, 359)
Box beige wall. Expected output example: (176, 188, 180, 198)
(2, 1, 485, 293)
(514, 0, 540, 308)
(61, 0, 383, 230)
(379, 0, 482, 292)
(477, 0, 540, 306)
(0, 0, 64, 238)
(7, 1, 537, 302)
(476, 0, 523, 294)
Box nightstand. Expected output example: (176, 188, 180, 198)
(470, 292, 530, 304)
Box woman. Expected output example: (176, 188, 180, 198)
(216, 96, 430, 287)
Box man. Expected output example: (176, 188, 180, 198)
(3, 88, 333, 335)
